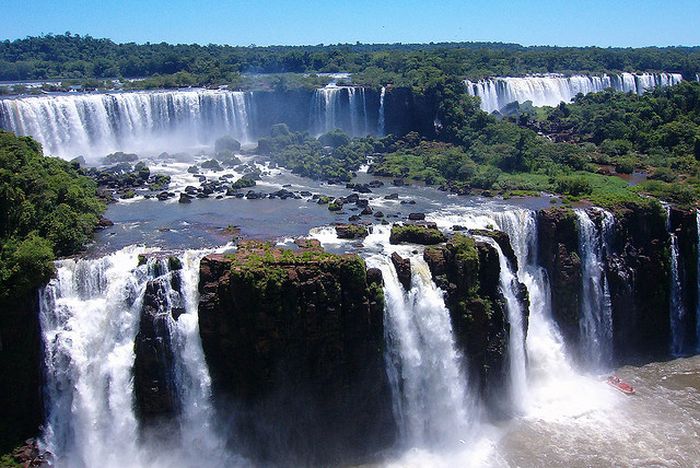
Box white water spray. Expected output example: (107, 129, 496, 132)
(575, 209, 614, 369)
(38, 246, 241, 468)
(0, 90, 254, 158)
(367, 244, 474, 448)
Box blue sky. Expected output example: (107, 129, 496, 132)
(2, 0, 699, 47)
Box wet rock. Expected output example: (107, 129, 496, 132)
(408, 212, 425, 221)
(373, 211, 384, 218)
(391, 252, 412, 291)
(335, 224, 369, 239)
(178, 193, 193, 204)
(343, 193, 360, 204)
(384, 193, 399, 200)
(198, 243, 394, 463)
(389, 223, 446, 245)
(201, 159, 224, 172)
(103, 151, 138, 164)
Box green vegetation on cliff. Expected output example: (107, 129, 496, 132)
(0, 131, 104, 300)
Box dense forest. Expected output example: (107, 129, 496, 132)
(1, 33, 700, 88)
(0, 131, 104, 301)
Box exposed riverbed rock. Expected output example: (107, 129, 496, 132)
(391, 252, 412, 291)
(198, 241, 394, 465)
(335, 224, 369, 239)
(389, 222, 446, 245)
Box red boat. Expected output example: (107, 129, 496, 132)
(607, 375, 636, 395)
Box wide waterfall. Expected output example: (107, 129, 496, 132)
(465, 72, 684, 113)
(0, 90, 255, 158)
(309, 85, 373, 137)
(38, 246, 240, 468)
(575, 209, 615, 369)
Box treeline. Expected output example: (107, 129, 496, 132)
(1, 33, 699, 85)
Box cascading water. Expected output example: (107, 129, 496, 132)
(365, 239, 474, 447)
(465, 72, 683, 113)
(490, 209, 591, 417)
(0, 90, 254, 158)
(474, 235, 529, 411)
(348, 87, 370, 136)
(38, 246, 240, 468)
(669, 233, 687, 356)
(575, 209, 615, 369)
(309, 86, 341, 135)
(666, 207, 687, 356)
(310, 85, 375, 137)
(378, 86, 386, 136)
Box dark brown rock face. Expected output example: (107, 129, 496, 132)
(198, 241, 394, 465)
(0, 295, 43, 453)
(537, 208, 583, 352)
(133, 275, 180, 422)
(391, 252, 412, 291)
(606, 203, 673, 359)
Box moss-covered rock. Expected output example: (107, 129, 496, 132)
(389, 223, 446, 245)
(391, 252, 412, 291)
(424, 234, 510, 412)
(198, 241, 394, 464)
(335, 224, 368, 239)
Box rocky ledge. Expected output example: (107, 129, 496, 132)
(197, 239, 393, 465)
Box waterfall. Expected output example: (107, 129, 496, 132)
(38, 246, 239, 467)
(669, 233, 686, 356)
(665, 205, 687, 356)
(575, 209, 615, 369)
(309, 86, 341, 135)
(475, 235, 528, 411)
(378, 86, 386, 136)
(465, 72, 684, 113)
(0, 89, 254, 158)
(348, 87, 370, 136)
(369, 251, 474, 447)
(311, 86, 374, 137)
